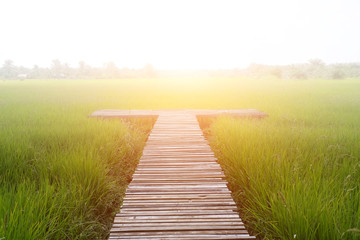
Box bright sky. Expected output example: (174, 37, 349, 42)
(0, 0, 359, 69)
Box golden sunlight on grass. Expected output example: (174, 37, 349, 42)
(1, 78, 360, 239)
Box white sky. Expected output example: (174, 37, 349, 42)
(0, 0, 359, 69)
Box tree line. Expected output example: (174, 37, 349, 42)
(235, 59, 360, 80)
(1, 59, 360, 80)
(0, 59, 156, 79)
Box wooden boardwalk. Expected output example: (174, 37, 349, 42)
(91, 110, 264, 239)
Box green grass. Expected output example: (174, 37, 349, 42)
(0, 85, 155, 239)
(198, 79, 360, 239)
(1, 78, 360, 239)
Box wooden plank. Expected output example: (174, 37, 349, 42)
(109, 231, 250, 237)
(137, 161, 220, 164)
(112, 222, 244, 228)
(109, 232, 252, 238)
(130, 180, 227, 184)
(114, 216, 242, 222)
(116, 211, 239, 217)
(143, 146, 212, 149)
(132, 172, 225, 176)
(140, 154, 215, 157)
(114, 218, 244, 224)
(110, 225, 246, 232)
(120, 207, 238, 212)
(131, 175, 226, 179)
(109, 236, 255, 240)
(121, 203, 237, 208)
(139, 157, 219, 160)
(130, 180, 226, 184)
(127, 183, 228, 187)
(122, 200, 236, 205)
(125, 190, 233, 195)
(123, 194, 233, 200)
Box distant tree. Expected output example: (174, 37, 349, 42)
(332, 70, 345, 79)
(78, 61, 92, 78)
(51, 59, 63, 78)
(330, 64, 346, 79)
(346, 63, 360, 78)
(287, 64, 308, 79)
(17, 66, 29, 80)
(62, 62, 72, 78)
(30, 65, 40, 78)
(244, 63, 273, 78)
(308, 59, 326, 78)
(104, 61, 119, 78)
(1, 59, 16, 79)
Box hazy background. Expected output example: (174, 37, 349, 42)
(0, 0, 359, 69)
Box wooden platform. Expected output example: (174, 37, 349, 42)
(90, 109, 267, 119)
(91, 110, 263, 239)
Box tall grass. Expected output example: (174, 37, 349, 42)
(1, 78, 359, 239)
(199, 80, 360, 239)
(0, 89, 155, 239)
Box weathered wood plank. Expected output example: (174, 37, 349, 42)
(114, 218, 244, 224)
(109, 236, 255, 240)
(122, 200, 236, 205)
(124, 190, 233, 195)
(112, 222, 245, 227)
(114, 215, 242, 220)
(109, 234, 255, 240)
(110, 225, 246, 232)
(116, 212, 240, 217)
(123, 194, 233, 200)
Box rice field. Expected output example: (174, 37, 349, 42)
(0, 78, 359, 239)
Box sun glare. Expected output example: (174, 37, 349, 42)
(0, 0, 359, 69)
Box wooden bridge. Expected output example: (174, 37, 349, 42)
(91, 110, 267, 240)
